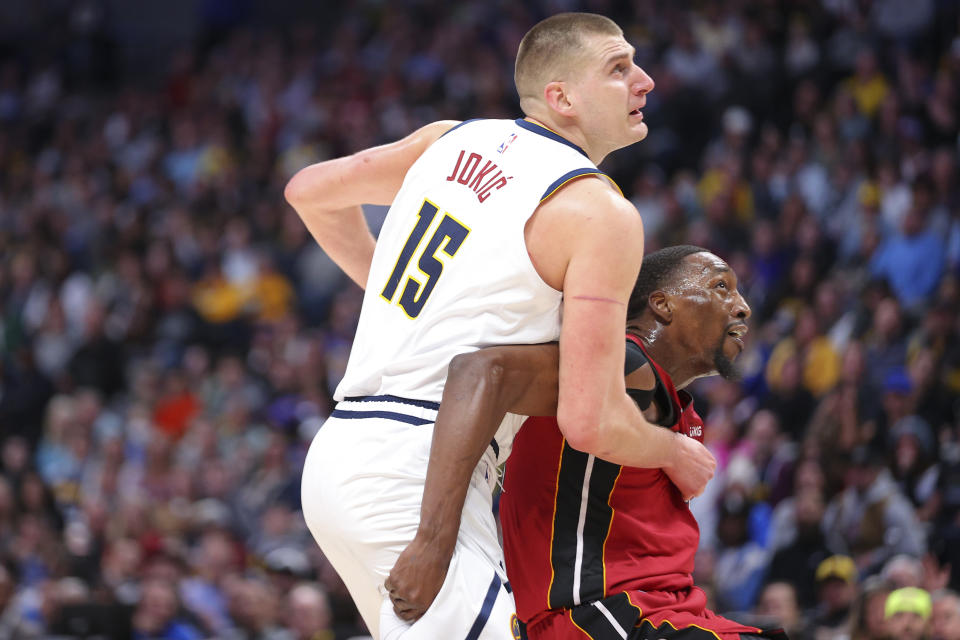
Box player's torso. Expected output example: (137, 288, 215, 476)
(501, 408, 703, 622)
(336, 118, 602, 403)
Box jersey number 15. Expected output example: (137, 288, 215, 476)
(380, 199, 470, 318)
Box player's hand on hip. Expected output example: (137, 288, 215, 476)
(384, 536, 452, 622)
(664, 434, 716, 501)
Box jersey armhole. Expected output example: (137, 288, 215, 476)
(438, 118, 483, 139)
(625, 339, 676, 427)
(539, 169, 622, 204)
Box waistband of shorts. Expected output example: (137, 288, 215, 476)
(333, 395, 440, 424)
(332, 395, 502, 462)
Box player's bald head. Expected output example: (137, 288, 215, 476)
(515, 13, 623, 114)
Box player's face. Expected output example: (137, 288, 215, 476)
(672, 253, 751, 380)
(568, 34, 654, 153)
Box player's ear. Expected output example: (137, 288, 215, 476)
(544, 81, 575, 117)
(648, 291, 672, 323)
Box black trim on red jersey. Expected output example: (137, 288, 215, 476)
(633, 619, 787, 640)
(579, 458, 620, 601)
(548, 444, 586, 608)
(548, 443, 622, 610)
(569, 593, 642, 640)
(625, 335, 676, 427)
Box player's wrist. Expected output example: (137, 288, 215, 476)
(414, 520, 458, 554)
(661, 430, 685, 472)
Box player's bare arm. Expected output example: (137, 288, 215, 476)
(385, 343, 559, 622)
(528, 178, 716, 496)
(284, 120, 458, 287)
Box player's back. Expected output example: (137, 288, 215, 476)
(336, 118, 606, 404)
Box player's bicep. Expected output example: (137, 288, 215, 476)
(343, 120, 459, 204)
(285, 120, 458, 209)
(556, 199, 645, 438)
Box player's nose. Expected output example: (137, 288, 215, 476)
(631, 65, 654, 95)
(732, 290, 751, 320)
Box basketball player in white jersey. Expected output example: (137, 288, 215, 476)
(286, 13, 716, 640)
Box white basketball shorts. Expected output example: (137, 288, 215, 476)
(301, 396, 521, 640)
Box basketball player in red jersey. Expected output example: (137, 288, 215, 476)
(386, 246, 788, 640)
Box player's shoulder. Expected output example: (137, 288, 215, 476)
(545, 174, 636, 216)
(539, 175, 642, 244)
(414, 119, 462, 146)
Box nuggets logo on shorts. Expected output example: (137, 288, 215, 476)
(510, 613, 522, 639)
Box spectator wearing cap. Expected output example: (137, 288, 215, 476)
(932, 590, 960, 640)
(822, 445, 926, 575)
(870, 368, 917, 449)
(811, 554, 859, 640)
(886, 586, 932, 640)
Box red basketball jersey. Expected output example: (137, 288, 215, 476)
(500, 336, 762, 639)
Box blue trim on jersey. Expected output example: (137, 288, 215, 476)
(489, 438, 499, 459)
(503, 580, 512, 594)
(514, 118, 588, 158)
(540, 168, 604, 202)
(330, 409, 432, 426)
(465, 573, 502, 640)
(440, 118, 484, 138)
(342, 395, 441, 411)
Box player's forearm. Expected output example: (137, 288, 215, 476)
(418, 353, 513, 552)
(565, 391, 683, 469)
(418, 346, 560, 549)
(296, 203, 375, 288)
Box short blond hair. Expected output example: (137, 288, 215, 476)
(514, 13, 623, 113)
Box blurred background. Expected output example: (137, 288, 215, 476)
(0, 0, 959, 639)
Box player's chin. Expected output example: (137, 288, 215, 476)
(631, 121, 649, 141)
(722, 337, 743, 361)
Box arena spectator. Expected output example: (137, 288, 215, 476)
(0, 1, 957, 636)
(885, 586, 933, 640)
(932, 590, 960, 640)
(822, 445, 926, 574)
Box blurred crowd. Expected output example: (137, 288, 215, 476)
(0, 0, 959, 639)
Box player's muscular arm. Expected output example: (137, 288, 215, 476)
(531, 179, 715, 492)
(385, 343, 560, 622)
(284, 120, 458, 288)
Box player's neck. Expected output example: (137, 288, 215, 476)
(629, 323, 706, 390)
(522, 116, 606, 165)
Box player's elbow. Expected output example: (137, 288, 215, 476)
(283, 169, 311, 209)
(556, 403, 604, 453)
(449, 351, 507, 392)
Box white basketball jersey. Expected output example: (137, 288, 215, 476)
(335, 118, 607, 406)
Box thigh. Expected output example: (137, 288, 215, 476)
(301, 416, 430, 636)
